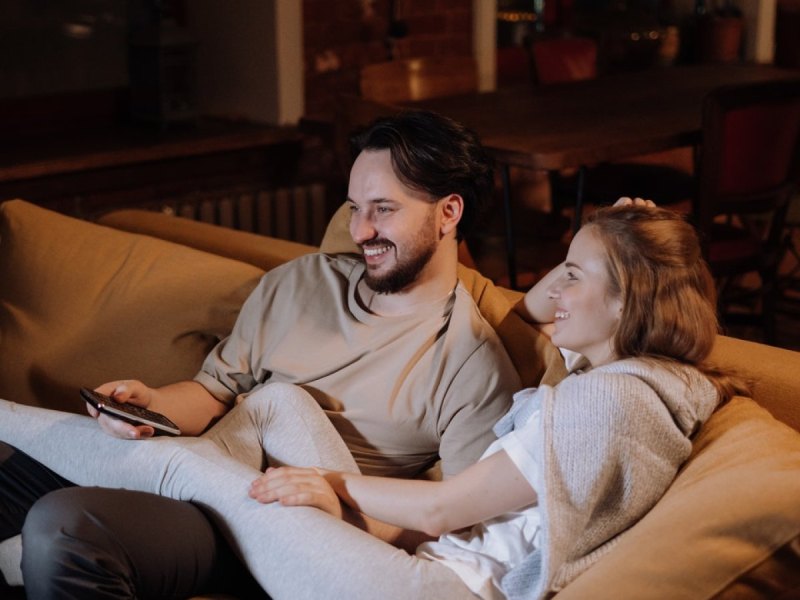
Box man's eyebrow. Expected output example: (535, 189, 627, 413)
(347, 198, 395, 205)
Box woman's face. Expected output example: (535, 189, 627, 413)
(547, 226, 622, 367)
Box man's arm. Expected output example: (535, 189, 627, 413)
(91, 380, 227, 438)
(436, 338, 520, 478)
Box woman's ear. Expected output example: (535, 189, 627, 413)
(439, 194, 464, 237)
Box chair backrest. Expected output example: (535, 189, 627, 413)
(529, 36, 597, 85)
(359, 55, 478, 104)
(694, 79, 800, 242)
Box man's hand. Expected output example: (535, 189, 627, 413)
(614, 196, 656, 207)
(250, 466, 344, 520)
(89, 380, 156, 440)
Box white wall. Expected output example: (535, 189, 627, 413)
(274, 0, 304, 124)
(473, 0, 498, 91)
(740, 0, 776, 63)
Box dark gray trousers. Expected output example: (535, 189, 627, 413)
(0, 442, 266, 600)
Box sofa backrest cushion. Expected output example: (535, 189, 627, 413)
(319, 201, 569, 388)
(555, 394, 800, 599)
(0, 200, 265, 413)
(97, 209, 313, 272)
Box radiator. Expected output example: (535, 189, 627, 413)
(160, 183, 329, 246)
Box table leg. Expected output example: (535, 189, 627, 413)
(500, 163, 518, 290)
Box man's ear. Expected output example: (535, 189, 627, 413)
(439, 194, 464, 237)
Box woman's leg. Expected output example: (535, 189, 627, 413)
(0, 383, 357, 492)
(201, 495, 477, 600)
(1, 390, 473, 598)
(201, 382, 359, 473)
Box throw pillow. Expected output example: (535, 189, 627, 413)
(0, 200, 264, 413)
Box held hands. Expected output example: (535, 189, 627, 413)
(249, 466, 344, 520)
(89, 380, 155, 440)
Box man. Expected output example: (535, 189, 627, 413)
(0, 110, 521, 598)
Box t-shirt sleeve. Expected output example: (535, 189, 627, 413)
(437, 337, 521, 478)
(194, 273, 272, 404)
(499, 404, 542, 492)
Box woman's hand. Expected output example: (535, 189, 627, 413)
(89, 380, 157, 439)
(614, 196, 656, 207)
(250, 466, 343, 520)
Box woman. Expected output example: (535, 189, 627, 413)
(0, 205, 743, 599)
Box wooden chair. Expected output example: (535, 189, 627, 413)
(529, 36, 597, 85)
(359, 56, 478, 104)
(693, 78, 800, 343)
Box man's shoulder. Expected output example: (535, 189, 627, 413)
(267, 252, 362, 282)
(451, 282, 504, 339)
(449, 283, 518, 370)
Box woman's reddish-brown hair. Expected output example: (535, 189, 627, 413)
(586, 205, 748, 401)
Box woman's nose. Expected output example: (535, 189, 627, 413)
(546, 283, 560, 299)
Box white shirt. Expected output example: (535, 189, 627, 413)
(416, 387, 543, 599)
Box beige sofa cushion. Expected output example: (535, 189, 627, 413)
(0, 200, 265, 413)
(556, 395, 800, 599)
(98, 209, 313, 272)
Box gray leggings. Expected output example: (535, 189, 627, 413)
(0, 384, 474, 599)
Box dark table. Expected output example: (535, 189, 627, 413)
(406, 63, 800, 288)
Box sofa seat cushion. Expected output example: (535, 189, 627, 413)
(0, 200, 265, 413)
(555, 395, 800, 599)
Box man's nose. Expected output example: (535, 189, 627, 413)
(350, 213, 376, 244)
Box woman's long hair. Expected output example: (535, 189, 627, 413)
(586, 205, 748, 401)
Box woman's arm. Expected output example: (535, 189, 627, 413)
(252, 449, 537, 537)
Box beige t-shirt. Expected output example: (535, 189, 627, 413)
(195, 253, 520, 478)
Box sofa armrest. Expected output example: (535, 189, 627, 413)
(97, 209, 316, 272)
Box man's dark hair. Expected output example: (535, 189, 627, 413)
(349, 109, 494, 240)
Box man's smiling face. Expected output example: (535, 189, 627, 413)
(347, 149, 442, 295)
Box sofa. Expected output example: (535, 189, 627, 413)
(1, 198, 799, 598)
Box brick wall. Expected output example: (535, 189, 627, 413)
(303, 0, 473, 118)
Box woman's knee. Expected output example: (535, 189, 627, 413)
(242, 382, 322, 422)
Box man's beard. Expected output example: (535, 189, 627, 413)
(362, 228, 437, 295)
